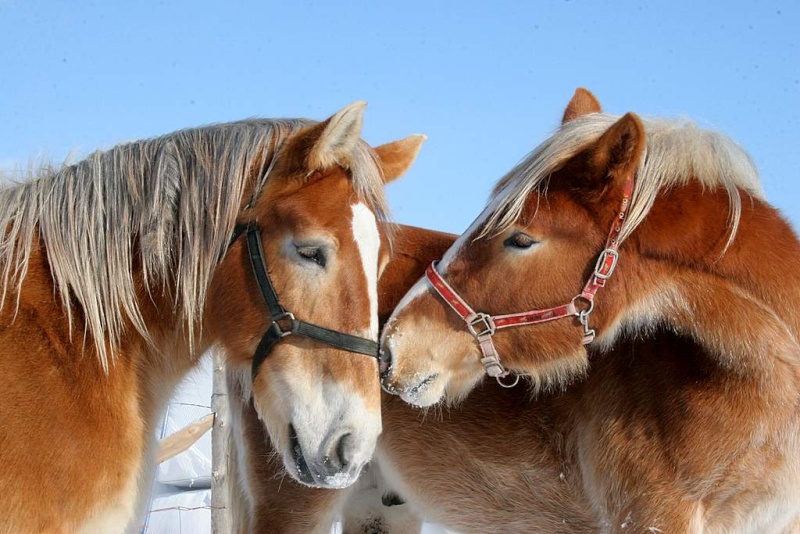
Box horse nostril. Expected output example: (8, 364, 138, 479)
(336, 432, 353, 470)
(321, 431, 353, 474)
(378, 348, 392, 377)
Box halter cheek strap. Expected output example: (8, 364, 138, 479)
(425, 172, 635, 386)
(230, 223, 379, 380)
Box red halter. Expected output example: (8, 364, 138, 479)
(425, 173, 635, 387)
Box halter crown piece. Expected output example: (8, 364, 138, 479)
(425, 172, 635, 388)
(229, 223, 379, 380)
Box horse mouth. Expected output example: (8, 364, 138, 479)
(288, 423, 314, 485)
(406, 373, 439, 396)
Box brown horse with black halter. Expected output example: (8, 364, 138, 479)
(0, 102, 425, 533)
(234, 90, 800, 533)
(226, 222, 455, 533)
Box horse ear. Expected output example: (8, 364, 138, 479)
(374, 134, 426, 184)
(305, 101, 367, 171)
(562, 88, 602, 124)
(584, 113, 645, 194)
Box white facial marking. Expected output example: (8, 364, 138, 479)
(384, 276, 428, 321)
(386, 197, 503, 328)
(260, 367, 380, 488)
(437, 195, 505, 272)
(350, 203, 380, 338)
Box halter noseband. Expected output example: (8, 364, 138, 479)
(425, 173, 634, 387)
(229, 223, 379, 380)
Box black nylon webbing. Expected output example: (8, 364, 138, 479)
(232, 223, 379, 381)
(251, 322, 284, 379)
(244, 224, 285, 319)
(293, 322, 379, 357)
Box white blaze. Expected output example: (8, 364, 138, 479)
(350, 202, 380, 338)
(385, 198, 502, 323)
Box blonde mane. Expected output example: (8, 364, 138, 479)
(0, 119, 389, 370)
(484, 114, 764, 247)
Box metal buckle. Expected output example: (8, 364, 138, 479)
(480, 354, 505, 377)
(593, 248, 619, 280)
(467, 312, 496, 338)
(480, 355, 521, 388)
(578, 308, 596, 344)
(270, 312, 297, 338)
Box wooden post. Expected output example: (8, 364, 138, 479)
(156, 413, 214, 464)
(211, 351, 231, 533)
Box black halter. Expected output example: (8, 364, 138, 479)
(229, 223, 380, 380)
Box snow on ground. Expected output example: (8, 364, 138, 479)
(146, 489, 212, 534)
(143, 356, 456, 533)
(145, 487, 454, 534)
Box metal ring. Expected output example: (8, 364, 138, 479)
(271, 311, 297, 337)
(571, 295, 595, 316)
(495, 373, 520, 388)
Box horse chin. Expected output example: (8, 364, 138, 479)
(385, 354, 484, 408)
(283, 454, 367, 489)
(442, 369, 486, 405)
(397, 374, 446, 407)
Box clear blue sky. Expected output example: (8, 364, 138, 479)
(1, 1, 797, 233)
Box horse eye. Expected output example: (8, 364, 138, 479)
(503, 233, 537, 250)
(296, 246, 326, 267)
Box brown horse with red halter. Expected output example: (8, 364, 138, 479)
(377, 88, 800, 531)
(421, 167, 631, 385)
(234, 89, 800, 533)
(0, 102, 426, 533)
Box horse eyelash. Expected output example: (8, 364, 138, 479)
(296, 245, 327, 267)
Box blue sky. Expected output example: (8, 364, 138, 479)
(1, 0, 797, 233)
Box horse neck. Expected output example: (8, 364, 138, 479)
(623, 183, 800, 377)
(720, 202, 800, 339)
(38, 233, 202, 414)
(647, 184, 800, 328)
(9, 236, 202, 451)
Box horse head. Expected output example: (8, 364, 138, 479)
(206, 103, 424, 487)
(380, 88, 780, 407)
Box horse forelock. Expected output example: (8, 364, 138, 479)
(481, 113, 763, 249)
(0, 118, 390, 372)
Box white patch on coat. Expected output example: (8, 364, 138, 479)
(76, 472, 139, 534)
(255, 364, 382, 489)
(351, 202, 380, 338)
(381, 197, 502, 349)
(437, 197, 503, 272)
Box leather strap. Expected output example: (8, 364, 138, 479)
(424, 171, 635, 383)
(230, 223, 379, 380)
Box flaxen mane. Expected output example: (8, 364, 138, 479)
(484, 114, 763, 247)
(0, 119, 389, 370)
